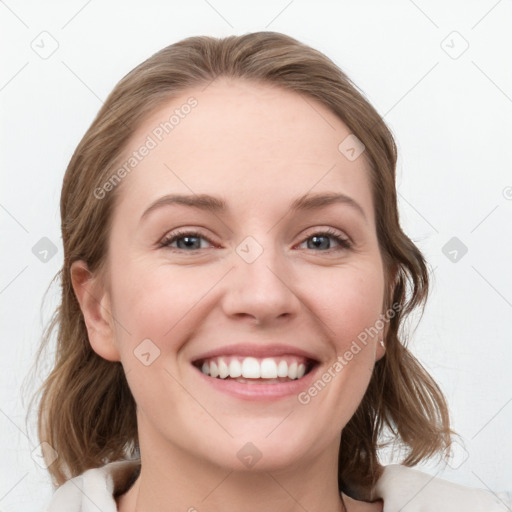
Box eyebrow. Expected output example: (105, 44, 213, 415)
(140, 192, 367, 222)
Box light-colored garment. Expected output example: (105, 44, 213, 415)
(46, 459, 512, 512)
(373, 464, 511, 511)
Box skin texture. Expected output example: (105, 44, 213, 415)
(71, 77, 386, 512)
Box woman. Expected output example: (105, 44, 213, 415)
(32, 32, 510, 511)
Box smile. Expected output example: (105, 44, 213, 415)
(195, 355, 316, 382)
(190, 344, 321, 400)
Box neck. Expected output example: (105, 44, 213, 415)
(117, 423, 347, 512)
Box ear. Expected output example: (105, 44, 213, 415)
(375, 332, 387, 362)
(70, 260, 120, 362)
(375, 302, 393, 361)
(375, 265, 399, 362)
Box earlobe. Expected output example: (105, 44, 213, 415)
(375, 337, 386, 361)
(375, 313, 388, 362)
(376, 272, 396, 362)
(70, 260, 121, 362)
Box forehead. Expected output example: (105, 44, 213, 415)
(112, 77, 374, 223)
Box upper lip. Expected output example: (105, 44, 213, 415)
(191, 343, 321, 364)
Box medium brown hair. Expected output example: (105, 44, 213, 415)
(28, 31, 454, 498)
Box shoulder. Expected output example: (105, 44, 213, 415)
(46, 459, 141, 512)
(373, 464, 511, 511)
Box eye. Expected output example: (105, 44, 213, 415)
(159, 228, 353, 253)
(297, 228, 352, 252)
(159, 230, 215, 251)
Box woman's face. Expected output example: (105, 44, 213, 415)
(82, 78, 387, 472)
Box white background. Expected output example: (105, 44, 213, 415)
(1, 1, 511, 510)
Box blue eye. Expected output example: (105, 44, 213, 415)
(299, 229, 352, 251)
(160, 228, 352, 252)
(160, 230, 213, 251)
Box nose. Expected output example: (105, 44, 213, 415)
(220, 238, 301, 326)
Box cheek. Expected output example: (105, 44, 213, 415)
(291, 268, 384, 445)
(108, 264, 205, 411)
(304, 261, 385, 348)
(110, 254, 385, 361)
(109, 261, 216, 354)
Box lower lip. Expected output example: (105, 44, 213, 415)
(193, 364, 321, 401)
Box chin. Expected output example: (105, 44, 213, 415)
(199, 429, 321, 473)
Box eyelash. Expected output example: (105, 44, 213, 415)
(159, 228, 353, 253)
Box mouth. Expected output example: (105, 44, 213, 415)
(192, 355, 318, 384)
(190, 343, 322, 400)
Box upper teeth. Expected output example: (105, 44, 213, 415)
(199, 356, 308, 380)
